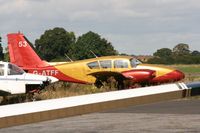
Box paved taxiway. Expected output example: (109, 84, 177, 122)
(0, 98, 200, 133)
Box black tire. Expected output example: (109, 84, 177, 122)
(95, 79, 103, 88)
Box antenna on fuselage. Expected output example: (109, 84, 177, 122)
(90, 50, 98, 58)
(64, 54, 73, 62)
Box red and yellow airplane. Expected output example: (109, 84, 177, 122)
(7, 33, 185, 89)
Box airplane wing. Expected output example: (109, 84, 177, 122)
(88, 69, 156, 83)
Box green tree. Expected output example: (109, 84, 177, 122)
(35, 27, 76, 61)
(172, 43, 190, 56)
(4, 47, 9, 62)
(70, 31, 118, 60)
(0, 36, 4, 60)
(191, 50, 200, 56)
(147, 56, 174, 64)
(148, 43, 200, 64)
(147, 48, 174, 64)
(153, 48, 172, 58)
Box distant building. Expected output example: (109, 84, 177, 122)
(136, 55, 154, 62)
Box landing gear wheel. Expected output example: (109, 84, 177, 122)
(95, 79, 103, 88)
(117, 80, 125, 90)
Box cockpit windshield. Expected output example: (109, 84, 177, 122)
(8, 63, 25, 75)
(130, 58, 142, 68)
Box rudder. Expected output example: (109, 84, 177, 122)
(7, 33, 48, 68)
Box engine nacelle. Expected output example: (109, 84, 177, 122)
(122, 69, 156, 83)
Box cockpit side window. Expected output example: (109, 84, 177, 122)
(114, 60, 128, 68)
(8, 64, 25, 75)
(87, 61, 100, 69)
(100, 60, 112, 68)
(0, 64, 4, 76)
(130, 58, 142, 68)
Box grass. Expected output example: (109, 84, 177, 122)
(36, 82, 117, 100)
(0, 81, 117, 104)
(172, 65, 200, 73)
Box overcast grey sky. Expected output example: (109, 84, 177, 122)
(0, 0, 200, 55)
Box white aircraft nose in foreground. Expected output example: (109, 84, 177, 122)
(0, 61, 58, 96)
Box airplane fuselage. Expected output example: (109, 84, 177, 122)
(23, 56, 185, 85)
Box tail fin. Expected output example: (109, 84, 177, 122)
(7, 33, 48, 68)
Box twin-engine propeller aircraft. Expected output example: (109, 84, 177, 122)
(7, 33, 185, 89)
(0, 61, 58, 96)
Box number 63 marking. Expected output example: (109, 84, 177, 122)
(18, 41, 28, 47)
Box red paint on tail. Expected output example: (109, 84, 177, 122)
(7, 33, 48, 68)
